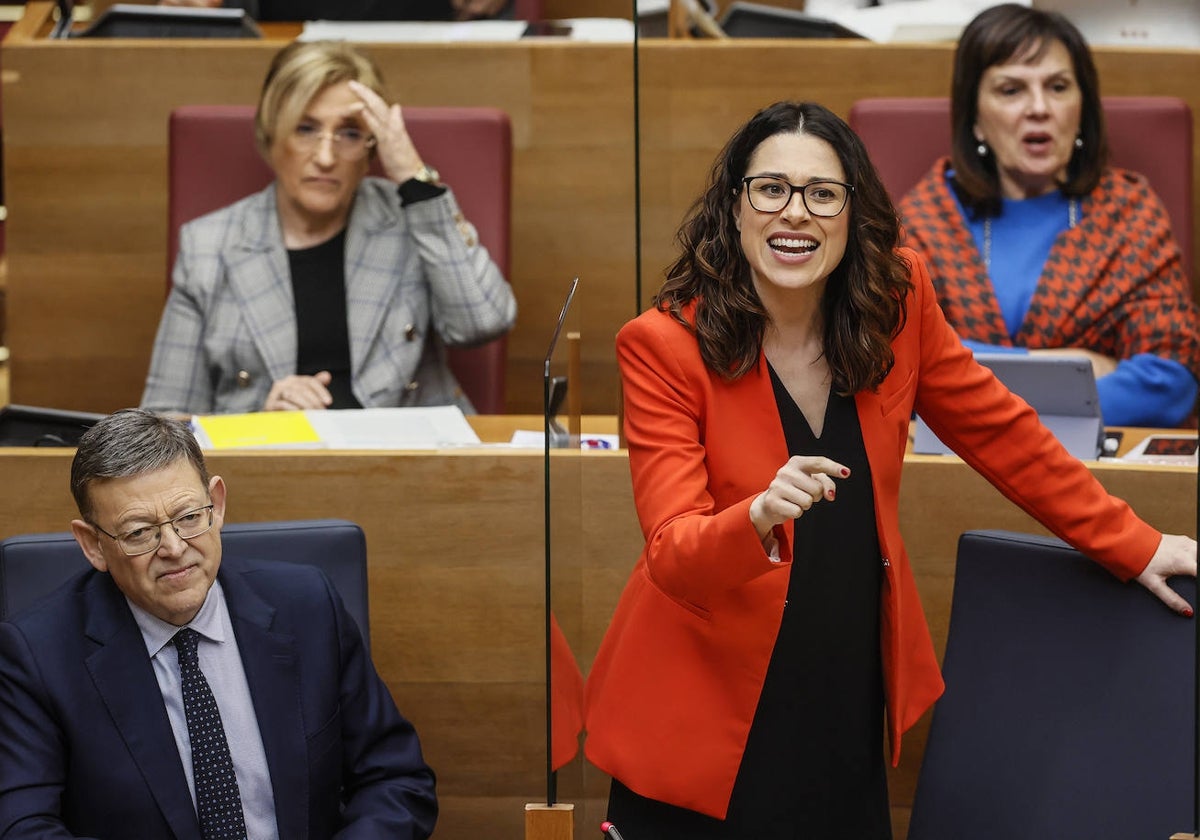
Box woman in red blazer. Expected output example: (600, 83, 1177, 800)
(583, 101, 1196, 839)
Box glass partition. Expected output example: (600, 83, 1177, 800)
(524, 3, 637, 837)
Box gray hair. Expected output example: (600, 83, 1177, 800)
(70, 409, 210, 521)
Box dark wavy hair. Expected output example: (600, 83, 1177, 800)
(654, 101, 912, 395)
(951, 3, 1107, 216)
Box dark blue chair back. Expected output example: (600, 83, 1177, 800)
(0, 519, 370, 649)
(908, 529, 1194, 840)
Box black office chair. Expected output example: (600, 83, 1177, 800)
(908, 530, 1194, 839)
(0, 519, 371, 649)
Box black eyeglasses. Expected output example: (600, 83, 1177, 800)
(92, 505, 215, 556)
(741, 176, 854, 217)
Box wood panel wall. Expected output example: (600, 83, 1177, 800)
(633, 39, 1200, 307)
(6, 4, 1200, 419)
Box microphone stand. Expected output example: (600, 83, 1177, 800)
(526, 277, 579, 840)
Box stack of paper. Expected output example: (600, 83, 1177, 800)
(191, 411, 322, 450)
(298, 20, 528, 42)
(297, 17, 635, 43)
(191, 407, 481, 450)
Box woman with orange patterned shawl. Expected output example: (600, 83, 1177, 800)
(899, 4, 1200, 427)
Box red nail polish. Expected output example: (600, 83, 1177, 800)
(840, 468, 850, 477)
(1185, 607, 1194, 618)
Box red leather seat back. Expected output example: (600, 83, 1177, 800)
(848, 96, 1194, 275)
(511, 0, 542, 20)
(168, 104, 512, 413)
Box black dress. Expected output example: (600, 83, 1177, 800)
(608, 369, 891, 839)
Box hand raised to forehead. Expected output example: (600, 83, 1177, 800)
(348, 80, 425, 185)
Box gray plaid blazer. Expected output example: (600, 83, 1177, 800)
(140, 177, 516, 415)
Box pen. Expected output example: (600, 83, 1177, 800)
(600, 821, 626, 840)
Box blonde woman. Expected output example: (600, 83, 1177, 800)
(142, 40, 515, 415)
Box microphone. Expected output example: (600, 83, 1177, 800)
(600, 821, 627, 840)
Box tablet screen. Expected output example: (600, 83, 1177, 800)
(1142, 436, 1199, 457)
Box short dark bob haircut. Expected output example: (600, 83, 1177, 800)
(951, 3, 1108, 216)
(655, 101, 912, 396)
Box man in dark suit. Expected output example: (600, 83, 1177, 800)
(0, 409, 437, 839)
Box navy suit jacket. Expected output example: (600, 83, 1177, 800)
(0, 557, 437, 839)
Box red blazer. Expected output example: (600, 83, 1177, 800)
(583, 248, 1160, 820)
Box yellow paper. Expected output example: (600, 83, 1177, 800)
(193, 411, 321, 449)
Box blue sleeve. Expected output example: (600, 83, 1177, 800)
(961, 339, 1029, 356)
(1097, 354, 1198, 427)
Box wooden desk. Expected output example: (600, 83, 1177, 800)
(5, 5, 1199, 416)
(0, 420, 1193, 838)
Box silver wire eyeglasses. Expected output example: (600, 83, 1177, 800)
(291, 122, 377, 159)
(92, 505, 215, 556)
(741, 176, 854, 217)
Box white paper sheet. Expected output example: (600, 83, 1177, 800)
(303, 406, 481, 449)
(298, 19, 529, 42)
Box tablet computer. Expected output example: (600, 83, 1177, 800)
(1121, 433, 1198, 466)
(719, 1, 864, 39)
(0, 405, 105, 447)
(912, 353, 1104, 461)
(74, 4, 261, 39)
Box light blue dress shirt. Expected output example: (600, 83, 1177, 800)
(128, 580, 280, 840)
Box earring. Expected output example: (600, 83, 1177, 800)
(976, 142, 989, 158)
(1074, 136, 1084, 149)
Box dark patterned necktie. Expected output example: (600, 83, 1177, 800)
(172, 628, 248, 840)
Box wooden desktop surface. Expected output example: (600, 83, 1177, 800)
(4, 2, 1200, 420)
(0, 419, 1193, 838)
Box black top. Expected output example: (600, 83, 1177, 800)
(287, 229, 361, 410)
(282, 181, 443, 411)
(608, 371, 890, 839)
